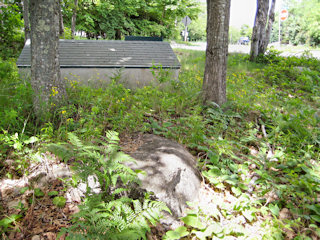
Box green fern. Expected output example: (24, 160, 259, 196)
(46, 142, 74, 162)
(48, 131, 138, 194)
(62, 196, 170, 240)
(53, 131, 171, 239)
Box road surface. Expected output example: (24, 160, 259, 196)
(171, 42, 320, 59)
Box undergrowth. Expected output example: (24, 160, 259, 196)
(0, 49, 319, 239)
(51, 131, 170, 239)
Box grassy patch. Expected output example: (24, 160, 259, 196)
(0, 49, 320, 239)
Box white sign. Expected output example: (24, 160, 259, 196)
(182, 16, 192, 26)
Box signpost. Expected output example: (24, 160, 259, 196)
(182, 16, 191, 42)
(280, 9, 288, 21)
(279, 9, 289, 46)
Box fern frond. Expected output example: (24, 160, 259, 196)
(105, 131, 120, 144)
(46, 143, 74, 162)
(67, 132, 84, 148)
(111, 188, 128, 197)
(110, 229, 147, 240)
(56, 131, 170, 240)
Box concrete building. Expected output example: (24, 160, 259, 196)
(16, 39, 180, 89)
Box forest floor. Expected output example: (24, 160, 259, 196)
(0, 138, 269, 240)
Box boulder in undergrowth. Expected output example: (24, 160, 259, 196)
(126, 134, 201, 221)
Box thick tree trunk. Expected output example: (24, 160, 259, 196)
(202, 0, 230, 106)
(71, 0, 78, 39)
(250, 0, 276, 61)
(29, 0, 66, 119)
(23, 0, 30, 41)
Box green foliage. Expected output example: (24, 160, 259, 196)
(34, 188, 44, 198)
(164, 226, 189, 239)
(188, 3, 206, 41)
(166, 201, 250, 239)
(48, 131, 139, 192)
(151, 64, 173, 84)
(62, 0, 200, 40)
(53, 196, 66, 208)
(48, 191, 59, 196)
(272, 0, 320, 46)
(52, 131, 170, 239)
(61, 197, 169, 240)
(0, 1, 24, 59)
(0, 214, 22, 234)
(254, 48, 282, 64)
(0, 58, 33, 133)
(1, 47, 320, 239)
(0, 131, 39, 178)
(158, 51, 320, 239)
(240, 24, 252, 39)
(229, 26, 241, 44)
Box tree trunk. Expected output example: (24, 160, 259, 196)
(29, 0, 66, 120)
(58, 0, 64, 37)
(202, 0, 230, 106)
(71, 0, 78, 39)
(115, 29, 121, 40)
(261, 0, 276, 53)
(23, 0, 30, 41)
(250, 0, 276, 61)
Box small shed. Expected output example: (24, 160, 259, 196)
(17, 39, 180, 88)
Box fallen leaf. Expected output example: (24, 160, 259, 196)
(43, 232, 56, 240)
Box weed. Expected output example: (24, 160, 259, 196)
(51, 131, 170, 239)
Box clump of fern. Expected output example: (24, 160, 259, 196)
(50, 131, 170, 239)
(62, 195, 169, 240)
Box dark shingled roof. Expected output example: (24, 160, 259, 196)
(17, 40, 180, 69)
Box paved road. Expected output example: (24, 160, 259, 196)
(171, 42, 320, 59)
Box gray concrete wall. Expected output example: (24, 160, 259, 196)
(18, 68, 180, 89)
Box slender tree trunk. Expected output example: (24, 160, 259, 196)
(160, 6, 166, 25)
(23, 0, 30, 41)
(250, 0, 276, 61)
(261, 0, 276, 53)
(71, 0, 78, 39)
(58, 0, 64, 37)
(202, 0, 231, 106)
(115, 29, 121, 40)
(29, 0, 66, 120)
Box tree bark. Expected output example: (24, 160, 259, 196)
(261, 0, 276, 53)
(250, 0, 276, 61)
(23, 0, 30, 41)
(29, 0, 66, 120)
(58, 0, 64, 37)
(202, 0, 230, 106)
(115, 29, 121, 40)
(71, 0, 78, 39)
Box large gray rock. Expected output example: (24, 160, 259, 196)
(126, 134, 201, 219)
